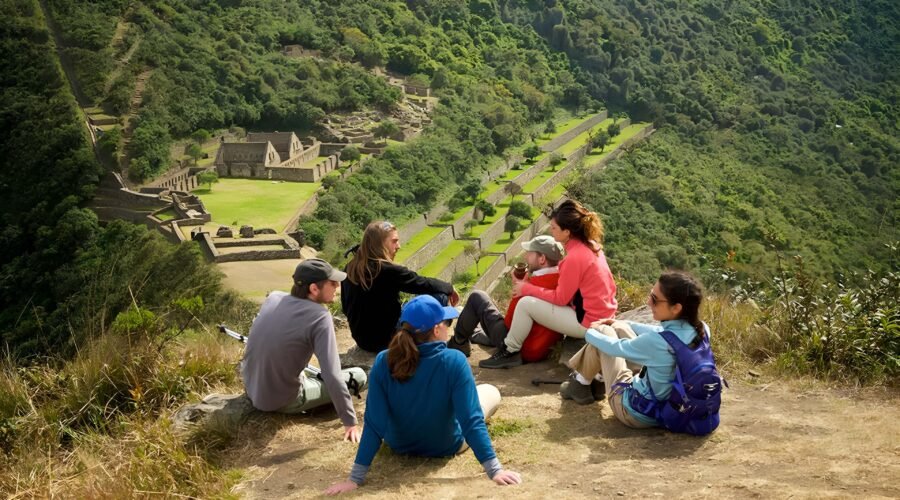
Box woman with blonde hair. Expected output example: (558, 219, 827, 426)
(480, 199, 618, 370)
(342, 220, 459, 353)
(325, 295, 521, 495)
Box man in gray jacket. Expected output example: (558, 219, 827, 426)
(242, 259, 368, 442)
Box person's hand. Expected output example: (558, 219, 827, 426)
(324, 480, 358, 495)
(492, 470, 522, 486)
(511, 277, 526, 297)
(449, 288, 460, 307)
(591, 319, 615, 329)
(343, 425, 361, 443)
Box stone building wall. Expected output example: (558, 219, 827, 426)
(403, 84, 431, 97)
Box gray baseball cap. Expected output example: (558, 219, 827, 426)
(293, 258, 347, 284)
(522, 235, 564, 261)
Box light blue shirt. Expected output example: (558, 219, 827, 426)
(586, 319, 709, 425)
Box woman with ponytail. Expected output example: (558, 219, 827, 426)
(562, 271, 711, 428)
(342, 220, 459, 353)
(480, 199, 618, 369)
(325, 295, 522, 495)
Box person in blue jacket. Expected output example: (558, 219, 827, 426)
(325, 295, 522, 495)
(561, 271, 710, 428)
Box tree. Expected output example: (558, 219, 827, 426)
(544, 120, 557, 135)
(607, 122, 621, 138)
(321, 172, 341, 190)
(504, 215, 523, 239)
(341, 145, 361, 167)
(475, 199, 496, 222)
(373, 120, 400, 141)
(461, 178, 483, 204)
(592, 130, 611, 153)
(192, 129, 211, 144)
(464, 242, 485, 275)
(549, 152, 563, 171)
(504, 181, 522, 201)
(464, 219, 479, 237)
(523, 143, 541, 162)
(508, 200, 532, 220)
(187, 143, 203, 165)
(197, 170, 219, 190)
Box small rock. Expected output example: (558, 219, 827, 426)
(617, 492, 625, 496)
(748, 369, 762, 377)
(287, 482, 295, 490)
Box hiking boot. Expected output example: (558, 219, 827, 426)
(591, 378, 606, 401)
(447, 335, 471, 357)
(478, 345, 522, 369)
(560, 374, 596, 405)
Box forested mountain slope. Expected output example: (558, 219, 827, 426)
(496, 0, 898, 283)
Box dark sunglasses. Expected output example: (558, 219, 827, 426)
(649, 292, 669, 306)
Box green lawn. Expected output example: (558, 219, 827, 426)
(466, 254, 499, 279)
(192, 178, 319, 230)
(154, 209, 176, 221)
(557, 118, 616, 157)
(418, 240, 471, 278)
(465, 200, 507, 237)
(395, 225, 446, 263)
(522, 168, 556, 193)
(535, 111, 599, 147)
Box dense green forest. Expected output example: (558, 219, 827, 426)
(0, 0, 251, 358)
(501, 0, 899, 285)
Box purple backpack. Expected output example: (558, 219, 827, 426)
(629, 329, 725, 435)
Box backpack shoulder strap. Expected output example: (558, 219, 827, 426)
(658, 330, 688, 351)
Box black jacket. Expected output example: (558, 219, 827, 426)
(341, 261, 453, 353)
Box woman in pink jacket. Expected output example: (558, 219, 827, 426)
(480, 199, 618, 369)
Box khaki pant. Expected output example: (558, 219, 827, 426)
(504, 296, 588, 352)
(277, 367, 368, 414)
(567, 322, 654, 429)
(458, 384, 502, 453)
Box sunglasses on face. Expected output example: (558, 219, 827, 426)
(649, 292, 669, 306)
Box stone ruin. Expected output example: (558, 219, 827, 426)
(214, 131, 341, 183)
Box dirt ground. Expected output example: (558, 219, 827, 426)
(222, 326, 900, 500)
(217, 248, 317, 303)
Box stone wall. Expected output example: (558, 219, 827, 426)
(147, 166, 200, 192)
(215, 248, 301, 262)
(402, 225, 454, 271)
(399, 203, 447, 244)
(403, 84, 431, 97)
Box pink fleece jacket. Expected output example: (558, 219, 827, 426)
(520, 238, 618, 326)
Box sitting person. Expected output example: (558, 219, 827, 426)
(342, 220, 459, 353)
(241, 259, 368, 442)
(449, 235, 565, 363)
(480, 199, 618, 369)
(563, 272, 717, 428)
(324, 295, 522, 495)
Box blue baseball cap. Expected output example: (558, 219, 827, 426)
(400, 295, 459, 334)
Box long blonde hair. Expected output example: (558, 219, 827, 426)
(346, 220, 397, 290)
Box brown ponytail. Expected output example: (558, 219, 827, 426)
(551, 199, 605, 249)
(387, 324, 433, 382)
